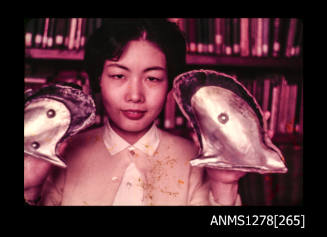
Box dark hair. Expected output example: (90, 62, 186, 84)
(84, 18, 187, 94)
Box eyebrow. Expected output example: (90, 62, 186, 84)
(106, 63, 166, 73)
(144, 66, 166, 73)
(106, 63, 130, 71)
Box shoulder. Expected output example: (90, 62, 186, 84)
(66, 126, 103, 148)
(158, 128, 199, 160)
(62, 126, 105, 162)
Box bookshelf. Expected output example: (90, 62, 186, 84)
(25, 48, 302, 70)
(186, 54, 302, 70)
(25, 48, 84, 60)
(24, 18, 303, 206)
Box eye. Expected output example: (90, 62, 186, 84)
(217, 113, 229, 124)
(109, 74, 125, 80)
(147, 77, 162, 82)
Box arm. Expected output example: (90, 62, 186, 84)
(38, 167, 66, 206)
(24, 155, 53, 205)
(206, 169, 245, 206)
(24, 141, 69, 206)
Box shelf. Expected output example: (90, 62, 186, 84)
(25, 48, 84, 60)
(25, 49, 302, 70)
(186, 54, 302, 69)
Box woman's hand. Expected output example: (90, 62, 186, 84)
(24, 155, 53, 203)
(206, 168, 246, 184)
(24, 141, 68, 204)
(24, 155, 53, 189)
(206, 168, 246, 205)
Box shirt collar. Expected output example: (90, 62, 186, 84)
(103, 119, 160, 157)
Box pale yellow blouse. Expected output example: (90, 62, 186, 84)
(39, 122, 241, 206)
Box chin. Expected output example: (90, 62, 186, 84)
(123, 121, 152, 133)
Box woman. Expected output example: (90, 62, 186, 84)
(24, 19, 244, 206)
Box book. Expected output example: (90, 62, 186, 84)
(232, 18, 240, 55)
(186, 18, 197, 53)
(277, 76, 289, 134)
(25, 18, 36, 48)
(200, 18, 209, 53)
(256, 18, 263, 57)
(262, 18, 270, 57)
(34, 18, 45, 48)
(262, 77, 271, 112)
(250, 18, 257, 56)
(285, 83, 298, 134)
(64, 19, 71, 48)
(240, 18, 250, 57)
(224, 18, 232, 56)
(208, 18, 215, 54)
(74, 18, 83, 50)
(271, 18, 281, 57)
(269, 75, 282, 136)
(41, 18, 50, 48)
(285, 18, 298, 57)
(196, 18, 205, 54)
(80, 18, 87, 48)
(68, 18, 77, 50)
(47, 18, 55, 48)
(55, 18, 67, 48)
(279, 19, 290, 58)
(254, 77, 263, 107)
(295, 83, 303, 134)
(214, 18, 224, 55)
(299, 85, 303, 135)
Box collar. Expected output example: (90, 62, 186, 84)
(102, 119, 160, 157)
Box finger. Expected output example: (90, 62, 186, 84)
(206, 168, 247, 183)
(24, 156, 51, 174)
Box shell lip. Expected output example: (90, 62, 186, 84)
(24, 150, 67, 168)
(190, 157, 288, 174)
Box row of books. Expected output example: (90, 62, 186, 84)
(24, 18, 103, 50)
(25, 18, 303, 59)
(164, 73, 303, 138)
(239, 74, 303, 136)
(168, 18, 303, 58)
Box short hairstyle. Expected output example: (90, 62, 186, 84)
(84, 18, 187, 94)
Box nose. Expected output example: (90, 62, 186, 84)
(125, 79, 145, 103)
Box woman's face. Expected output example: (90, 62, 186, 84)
(100, 40, 168, 142)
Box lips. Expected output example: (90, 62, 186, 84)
(121, 110, 146, 120)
